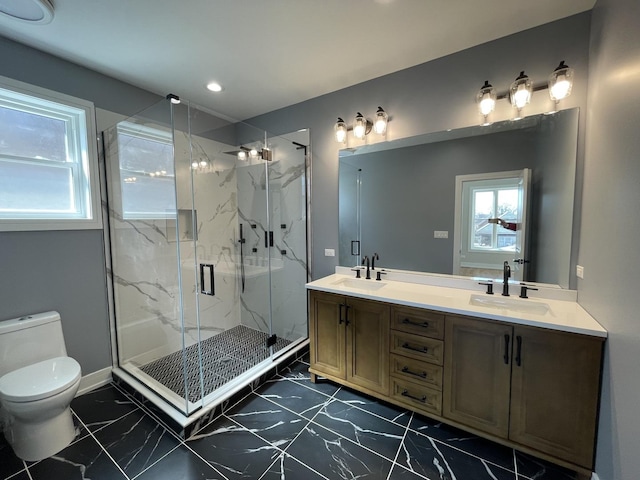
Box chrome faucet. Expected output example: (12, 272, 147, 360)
(502, 261, 511, 296)
(371, 252, 379, 270)
(362, 255, 371, 279)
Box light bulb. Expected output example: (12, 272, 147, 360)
(548, 61, 574, 102)
(476, 81, 496, 117)
(249, 148, 259, 158)
(206, 82, 223, 92)
(199, 160, 207, 167)
(237, 151, 247, 161)
(374, 107, 388, 135)
(334, 118, 347, 143)
(353, 112, 366, 139)
(510, 71, 533, 111)
(191, 161, 198, 168)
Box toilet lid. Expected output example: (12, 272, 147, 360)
(0, 356, 81, 403)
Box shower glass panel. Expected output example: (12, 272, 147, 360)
(105, 97, 309, 418)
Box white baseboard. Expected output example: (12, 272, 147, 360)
(592, 473, 600, 480)
(77, 366, 113, 396)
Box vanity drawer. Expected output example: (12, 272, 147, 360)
(390, 354, 443, 391)
(390, 331, 443, 365)
(391, 377, 442, 416)
(391, 306, 444, 339)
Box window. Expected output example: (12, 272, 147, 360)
(0, 76, 101, 231)
(114, 122, 176, 220)
(470, 187, 518, 251)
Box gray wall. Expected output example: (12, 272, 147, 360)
(247, 13, 591, 281)
(580, 0, 640, 478)
(0, 35, 162, 374)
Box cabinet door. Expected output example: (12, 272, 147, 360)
(443, 315, 513, 438)
(509, 325, 603, 468)
(346, 297, 390, 395)
(309, 291, 346, 379)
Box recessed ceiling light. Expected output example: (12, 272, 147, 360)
(0, 0, 54, 24)
(206, 82, 223, 93)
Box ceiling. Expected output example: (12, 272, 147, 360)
(0, 0, 594, 120)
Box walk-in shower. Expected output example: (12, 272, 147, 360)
(102, 97, 309, 421)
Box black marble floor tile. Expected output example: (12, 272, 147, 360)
(334, 387, 412, 426)
(515, 451, 579, 480)
(409, 413, 516, 471)
(26, 434, 127, 480)
(285, 422, 393, 480)
(0, 435, 26, 480)
(260, 453, 327, 480)
(296, 375, 342, 396)
(277, 360, 311, 380)
(71, 383, 139, 432)
(387, 463, 430, 479)
(92, 409, 181, 478)
(398, 430, 516, 480)
(313, 399, 406, 461)
(135, 444, 226, 480)
(226, 393, 308, 448)
(256, 378, 332, 419)
(4, 471, 30, 480)
(187, 416, 283, 479)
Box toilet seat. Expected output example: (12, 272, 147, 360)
(0, 356, 81, 403)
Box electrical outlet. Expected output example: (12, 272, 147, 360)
(434, 230, 449, 239)
(324, 248, 335, 257)
(576, 265, 584, 279)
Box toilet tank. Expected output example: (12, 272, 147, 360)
(0, 311, 68, 378)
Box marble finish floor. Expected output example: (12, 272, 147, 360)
(1, 356, 581, 480)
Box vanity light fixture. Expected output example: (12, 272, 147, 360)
(166, 93, 181, 105)
(225, 146, 272, 162)
(373, 107, 388, 135)
(548, 61, 574, 102)
(510, 71, 533, 113)
(334, 118, 347, 143)
(476, 81, 496, 124)
(334, 108, 389, 143)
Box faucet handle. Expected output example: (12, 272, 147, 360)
(519, 283, 538, 298)
(479, 281, 494, 295)
(351, 268, 362, 279)
(376, 270, 387, 281)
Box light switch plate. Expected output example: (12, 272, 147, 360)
(324, 249, 335, 257)
(434, 230, 449, 239)
(576, 265, 584, 279)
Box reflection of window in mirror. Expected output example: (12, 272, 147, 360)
(454, 169, 530, 282)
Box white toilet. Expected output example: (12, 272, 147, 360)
(0, 311, 82, 461)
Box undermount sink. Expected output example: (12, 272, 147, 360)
(332, 277, 387, 292)
(469, 294, 551, 315)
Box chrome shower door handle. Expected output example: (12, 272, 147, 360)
(200, 263, 215, 296)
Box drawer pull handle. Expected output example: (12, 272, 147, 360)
(402, 318, 429, 328)
(401, 389, 427, 403)
(402, 342, 428, 354)
(401, 366, 427, 379)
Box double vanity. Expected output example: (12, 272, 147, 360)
(306, 267, 606, 477)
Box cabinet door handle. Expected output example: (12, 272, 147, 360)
(516, 335, 522, 367)
(401, 389, 427, 403)
(402, 342, 428, 354)
(503, 334, 510, 364)
(401, 366, 428, 379)
(402, 318, 429, 329)
(338, 304, 344, 324)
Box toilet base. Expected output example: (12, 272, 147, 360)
(4, 406, 76, 462)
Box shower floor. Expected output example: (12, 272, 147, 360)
(139, 325, 291, 403)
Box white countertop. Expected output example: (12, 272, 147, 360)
(306, 271, 607, 338)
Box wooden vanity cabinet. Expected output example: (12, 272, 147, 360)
(309, 291, 390, 395)
(308, 289, 604, 473)
(444, 315, 604, 469)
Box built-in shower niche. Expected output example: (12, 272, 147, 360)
(103, 97, 309, 420)
(166, 209, 197, 243)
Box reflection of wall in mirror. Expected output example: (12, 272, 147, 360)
(338, 109, 578, 288)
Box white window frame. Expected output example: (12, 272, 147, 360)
(0, 75, 102, 232)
